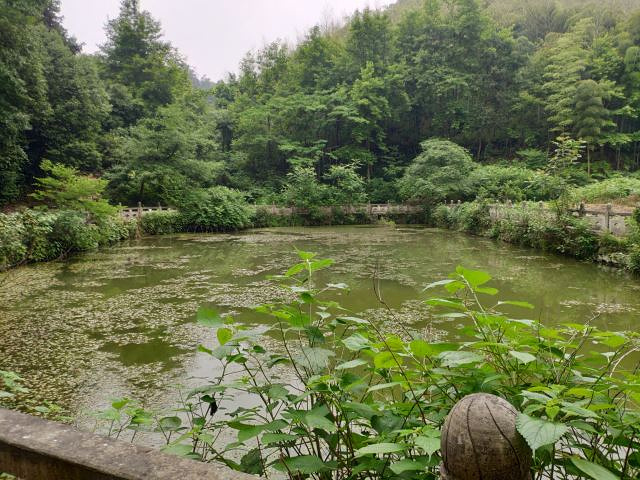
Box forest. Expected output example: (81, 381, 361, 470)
(4, 0, 640, 210)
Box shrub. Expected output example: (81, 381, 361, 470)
(177, 187, 253, 232)
(323, 164, 367, 205)
(516, 148, 547, 169)
(0, 209, 135, 270)
(464, 165, 564, 202)
(453, 202, 492, 234)
(398, 139, 476, 203)
(570, 177, 640, 205)
(630, 245, 640, 274)
(0, 213, 27, 269)
(140, 211, 182, 235)
(49, 211, 102, 253)
(489, 206, 599, 259)
(433, 202, 602, 261)
(19, 210, 58, 261)
(279, 166, 330, 209)
(431, 204, 453, 228)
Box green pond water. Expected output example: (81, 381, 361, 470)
(1, 225, 639, 422)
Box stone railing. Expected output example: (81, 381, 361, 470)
(120, 203, 176, 219)
(257, 203, 424, 216)
(120, 203, 422, 220)
(0, 408, 253, 480)
(478, 200, 635, 236)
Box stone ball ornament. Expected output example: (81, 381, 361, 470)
(440, 393, 532, 480)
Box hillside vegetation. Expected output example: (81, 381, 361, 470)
(4, 0, 640, 209)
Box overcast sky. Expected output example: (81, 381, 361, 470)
(60, 0, 391, 81)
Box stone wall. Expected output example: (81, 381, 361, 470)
(486, 202, 634, 237)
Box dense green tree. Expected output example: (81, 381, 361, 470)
(0, 0, 49, 203)
(105, 91, 223, 205)
(31, 27, 110, 171)
(573, 79, 615, 174)
(100, 0, 189, 127)
(4, 0, 640, 211)
(324, 164, 367, 205)
(345, 8, 392, 77)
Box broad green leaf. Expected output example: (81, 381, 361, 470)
(293, 347, 334, 372)
(509, 350, 537, 364)
(390, 459, 429, 474)
(335, 359, 368, 370)
(267, 385, 289, 400)
(438, 351, 483, 367)
(197, 344, 213, 355)
(309, 258, 333, 272)
(111, 398, 129, 410)
(423, 279, 456, 291)
(342, 333, 370, 351)
(444, 280, 466, 293)
(368, 382, 402, 393)
(571, 458, 619, 480)
(276, 455, 334, 474)
(409, 339, 431, 357)
(545, 405, 560, 421)
(196, 307, 222, 327)
(296, 250, 316, 261)
(158, 416, 181, 430)
(455, 266, 491, 287)
(305, 414, 338, 433)
(285, 309, 311, 328)
(238, 425, 265, 443)
(415, 436, 440, 457)
(516, 414, 568, 452)
(374, 351, 402, 369)
(371, 412, 404, 434)
(476, 286, 499, 295)
(343, 402, 379, 419)
(599, 334, 627, 348)
(561, 404, 600, 419)
(355, 442, 405, 457)
(216, 328, 233, 345)
(285, 263, 305, 277)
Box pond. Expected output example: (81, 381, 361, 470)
(1, 225, 639, 425)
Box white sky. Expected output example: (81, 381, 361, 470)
(60, 0, 392, 81)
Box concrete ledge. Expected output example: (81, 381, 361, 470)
(0, 408, 254, 480)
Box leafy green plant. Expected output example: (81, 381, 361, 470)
(140, 211, 183, 235)
(397, 139, 477, 204)
(97, 256, 640, 479)
(176, 187, 253, 232)
(570, 177, 640, 206)
(0, 371, 28, 401)
(30, 160, 119, 219)
(0, 209, 134, 271)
